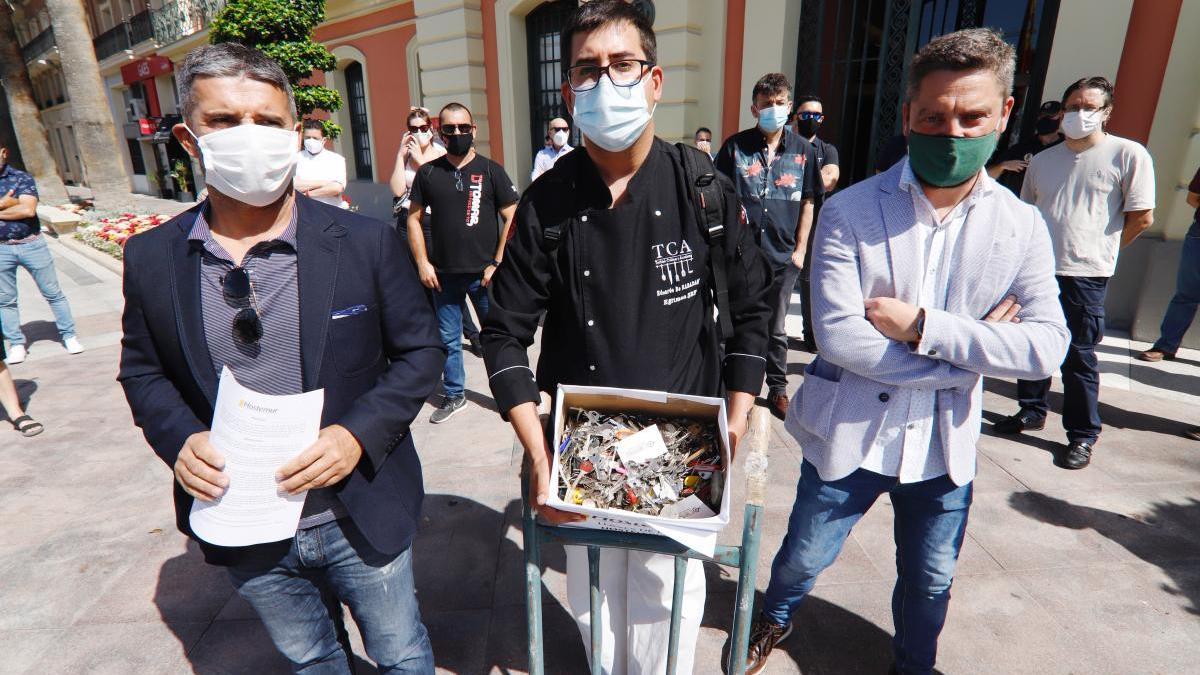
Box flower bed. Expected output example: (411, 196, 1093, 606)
(73, 213, 168, 260)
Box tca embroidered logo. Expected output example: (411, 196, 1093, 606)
(650, 239, 695, 284)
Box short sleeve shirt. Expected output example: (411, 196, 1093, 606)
(294, 148, 348, 207)
(1021, 134, 1155, 277)
(410, 153, 519, 273)
(0, 165, 40, 241)
(714, 128, 818, 266)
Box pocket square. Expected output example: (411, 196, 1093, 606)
(331, 304, 369, 320)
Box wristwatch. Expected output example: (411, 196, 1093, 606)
(490, 259, 502, 267)
(915, 308, 927, 341)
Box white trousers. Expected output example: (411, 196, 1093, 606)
(566, 546, 707, 675)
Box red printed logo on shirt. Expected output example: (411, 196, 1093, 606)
(465, 174, 484, 227)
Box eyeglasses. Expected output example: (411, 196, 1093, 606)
(408, 124, 430, 133)
(1063, 104, 1108, 113)
(221, 267, 263, 345)
(564, 59, 654, 92)
(441, 123, 473, 135)
(795, 112, 824, 121)
(550, 126, 570, 133)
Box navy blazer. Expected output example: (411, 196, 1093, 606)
(119, 194, 446, 565)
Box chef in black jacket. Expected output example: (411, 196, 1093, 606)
(481, 2, 772, 672)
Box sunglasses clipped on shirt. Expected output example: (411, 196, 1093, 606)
(221, 267, 263, 345)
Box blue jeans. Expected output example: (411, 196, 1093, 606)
(226, 519, 434, 674)
(762, 461, 972, 675)
(1017, 275, 1107, 443)
(432, 272, 488, 399)
(1152, 233, 1200, 354)
(0, 237, 77, 345)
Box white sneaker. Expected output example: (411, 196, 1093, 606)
(6, 344, 27, 364)
(64, 337, 85, 354)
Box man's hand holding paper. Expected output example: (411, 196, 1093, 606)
(277, 425, 363, 494)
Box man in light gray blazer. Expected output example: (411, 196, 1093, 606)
(744, 29, 1070, 675)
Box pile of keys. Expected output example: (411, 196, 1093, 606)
(557, 408, 724, 516)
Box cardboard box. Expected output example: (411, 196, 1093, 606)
(548, 385, 732, 550)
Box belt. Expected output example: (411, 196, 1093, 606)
(0, 233, 39, 246)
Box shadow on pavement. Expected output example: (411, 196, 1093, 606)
(1009, 491, 1200, 616)
(983, 379, 1193, 438)
(8, 379, 38, 418)
(17, 319, 63, 347)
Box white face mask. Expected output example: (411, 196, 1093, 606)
(187, 123, 298, 207)
(1061, 110, 1104, 140)
(303, 138, 325, 155)
(571, 77, 655, 153)
(551, 129, 569, 147)
(415, 130, 433, 147)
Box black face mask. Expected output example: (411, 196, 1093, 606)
(444, 133, 474, 156)
(1035, 117, 1060, 136)
(795, 118, 822, 138)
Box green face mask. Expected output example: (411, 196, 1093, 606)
(906, 130, 998, 187)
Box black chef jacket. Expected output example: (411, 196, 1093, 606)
(481, 138, 773, 417)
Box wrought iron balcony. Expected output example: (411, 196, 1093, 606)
(93, 10, 156, 61)
(151, 0, 227, 47)
(20, 27, 55, 63)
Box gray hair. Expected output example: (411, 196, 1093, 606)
(906, 28, 1015, 101)
(177, 42, 295, 124)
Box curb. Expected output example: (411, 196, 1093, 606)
(55, 234, 124, 277)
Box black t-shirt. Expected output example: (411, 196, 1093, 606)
(410, 153, 519, 273)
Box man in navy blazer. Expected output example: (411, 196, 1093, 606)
(119, 43, 444, 673)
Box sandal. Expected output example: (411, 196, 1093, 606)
(12, 415, 44, 437)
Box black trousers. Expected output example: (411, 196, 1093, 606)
(1017, 275, 1108, 443)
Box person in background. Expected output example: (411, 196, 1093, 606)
(408, 102, 519, 423)
(791, 94, 840, 352)
(745, 29, 1068, 675)
(293, 120, 347, 208)
(985, 100, 1064, 195)
(1138, 165, 1200, 367)
(530, 117, 573, 181)
(0, 341, 42, 436)
(694, 126, 714, 158)
(715, 72, 818, 421)
(0, 142, 83, 364)
(994, 76, 1155, 470)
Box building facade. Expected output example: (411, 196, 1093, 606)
(4, 0, 1197, 346)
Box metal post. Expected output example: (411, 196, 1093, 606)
(665, 555, 688, 675)
(522, 473, 545, 675)
(728, 503, 764, 675)
(588, 545, 603, 675)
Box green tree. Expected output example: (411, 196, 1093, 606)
(209, 0, 342, 137)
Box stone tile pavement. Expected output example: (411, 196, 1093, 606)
(1, 238, 1198, 674)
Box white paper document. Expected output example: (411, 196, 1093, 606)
(190, 368, 324, 547)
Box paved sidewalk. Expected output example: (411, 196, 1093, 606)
(1, 241, 1198, 674)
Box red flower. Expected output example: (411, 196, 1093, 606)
(775, 172, 797, 188)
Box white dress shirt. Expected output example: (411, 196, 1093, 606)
(531, 143, 573, 181)
(295, 148, 348, 207)
(858, 158, 990, 483)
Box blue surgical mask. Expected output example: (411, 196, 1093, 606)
(571, 77, 655, 152)
(756, 104, 791, 133)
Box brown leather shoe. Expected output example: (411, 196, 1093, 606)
(768, 391, 789, 421)
(745, 618, 792, 675)
(1136, 349, 1175, 362)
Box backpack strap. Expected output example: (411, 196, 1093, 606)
(675, 142, 735, 341)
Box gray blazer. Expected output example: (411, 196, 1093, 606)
(785, 161, 1070, 486)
